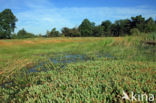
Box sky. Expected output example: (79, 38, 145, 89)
(0, 0, 156, 34)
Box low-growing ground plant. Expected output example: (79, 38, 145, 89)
(0, 33, 155, 102)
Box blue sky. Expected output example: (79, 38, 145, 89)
(0, 0, 156, 34)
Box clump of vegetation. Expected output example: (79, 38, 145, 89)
(79, 19, 94, 37)
(0, 34, 155, 102)
(0, 9, 17, 39)
(1, 9, 156, 39)
(16, 28, 35, 39)
(0, 59, 155, 102)
(61, 27, 81, 37)
(46, 28, 60, 37)
(130, 28, 140, 36)
(0, 8, 155, 102)
(144, 32, 156, 41)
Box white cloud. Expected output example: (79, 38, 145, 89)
(9, 0, 156, 34)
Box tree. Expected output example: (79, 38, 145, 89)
(92, 26, 104, 37)
(79, 19, 94, 36)
(17, 28, 35, 38)
(61, 27, 71, 37)
(110, 24, 120, 36)
(131, 15, 145, 32)
(47, 28, 60, 37)
(144, 17, 156, 33)
(123, 19, 131, 35)
(0, 9, 17, 39)
(101, 20, 112, 36)
(70, 27, 81, 37)
(61, 27, 80, 37)
(17, 29, 27, 36)
(114, 19, 131, 36)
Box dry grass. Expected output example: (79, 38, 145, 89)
(0, 37, 104, 76)
(0, 37, 103, 47)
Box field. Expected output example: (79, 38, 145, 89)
(0, 34, 155, 102)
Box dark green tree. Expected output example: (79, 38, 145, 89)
(101, 20, 112, 36)
(61, 27, 71, 37)
(17, 28, 35, 38)
(131, 15, 145, 32)
(61, 27, 80, 37)
(17, 29, 27, 37)
(0, 9, 17, 39)
(70, 28, 81, 37)
(79, 19, 94, 36)
(92, 26, 104, 37)
(47, 28, 60, 37)
(110, 24, 120, 36)
(144, 17, 156, 32)
(114, 19, 131, 36)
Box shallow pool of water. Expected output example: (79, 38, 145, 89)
(27, 53, 115, 73)
(1, 53, 115, 88)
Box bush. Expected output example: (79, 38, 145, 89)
(144, 32, 156, 41)
(130, 28, 140, 36)
(17, 29, 35, 39)
(46, 28, 60, 37)
(61, 27, 80, 37)
(79, 19, 94, 37)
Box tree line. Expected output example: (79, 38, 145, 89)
(0, 9, 156, 39)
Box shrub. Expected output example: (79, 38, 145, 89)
(46, 28, 60, 37)
(61, 27, 81, 37)
(144, 32, 156, 41)
(130, 28, 140, 36)
(17, 29, 35, 38)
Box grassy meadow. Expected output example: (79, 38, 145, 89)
(0, 33, 155, 102)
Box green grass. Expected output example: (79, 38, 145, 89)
(0, 33, 155, 102)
